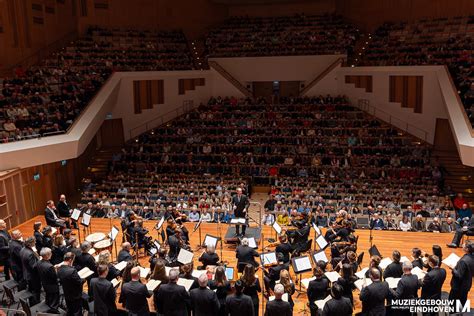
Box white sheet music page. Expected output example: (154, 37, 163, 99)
(294, 256, 312, 272)
(247, 237, 257, 249)
(272, 221, 282, 235)
(261, 252, 277, 265)
(442, 253, 461, 269)
(316, 235, 328, 250)
(204, 235, 218, 248)
(177, 248, 194, 265)
(313, 251, 328, 263)
(379, 257, 393, 270)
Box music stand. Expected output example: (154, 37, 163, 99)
(311, 250, 329, 265)
(203, 234, 219, 249)
(154, 216, 166, 242)
(369, 245, 381, 257)
(193, 217, 204, 250)
(71, 209, 81, 242)
(291, 256, 313, 296)
(81, 213, 92, 237)
(315, 235, 329, 251)
(108, 225, 120, 261)
(311, 222, 321, 251)
(260, 251, 278, 266)
(272, 221, 282, 241)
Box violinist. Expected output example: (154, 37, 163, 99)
(287, 220, 310, 256)
(263, 252, 289, 296)
(325, 210, 348, 242)
(275, 235, 292, 264)
(133, 219, 150, 252)
(198, 245, 219, 269)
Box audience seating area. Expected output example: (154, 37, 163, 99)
(359, 16, 474, 126)
(205, 14, 359, 57)
(0, 27, 193, 143)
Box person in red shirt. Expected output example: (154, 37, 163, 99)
(453, 193, 469, 211)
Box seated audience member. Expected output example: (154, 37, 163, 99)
(154, 268, 191, 315)
(441, 217, 455, 233)
(225, 280, 254, 316)
(265, 283, 292, 316)
(200, 209, 212, 222)
(199, 245, 220, 269)
(447, 216, 474, 248)
(359, 268, 390, 316)
(383, 250, 403, 279)
(449, 241, 474, 306)
(90, 264, 117, 316)
(399, 215, 412, 232)
(118, 242, 133, 262)
(413, 215, 426, 231)
(370, 213, 385, 230)
(190, 273, 220, 316)
(456, 203, 473, 221)
(322, 283, 352, 316)
(57, 252, 84, 315)
(427, 217, 442, 232)
(421, 255, 446, 300)
(189, 207, 200, 222)
(121, 267, 152, 315)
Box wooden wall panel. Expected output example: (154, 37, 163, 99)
(178, 78, 206, 95)
(345, 75, 373, 93)
(389, 75, 423, 113)
(133, 80, 165, 114)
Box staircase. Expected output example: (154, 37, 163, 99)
(299, 57, 344, 96)
(86, 147, 121, 181)
(433, 149, 474, 202)
(208, 60, 253, 98)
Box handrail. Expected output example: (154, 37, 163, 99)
(356, 99, 429, 142)
(249, 201, 262, 227)
(128, 100, 196, 140)
(300, 57, 344, 96)
(208, 60, 253, 98)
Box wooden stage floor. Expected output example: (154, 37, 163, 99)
(13, 216, 473, 314)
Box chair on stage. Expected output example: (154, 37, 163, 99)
(19, 298, 51, 316)
(356, 252, 365, 270)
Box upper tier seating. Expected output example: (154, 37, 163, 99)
(359, 16, 474, 126)
(0, 27, 193, 143)
(205, 14, 359, 57)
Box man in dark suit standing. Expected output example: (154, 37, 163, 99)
(154, 268, 191, 316)
(20, 237, 41, 305)
(264, 283, 292, 316)
(9, 230, 25, 290)
(37, 247, 60, 313)
(449, 240, 474, 305)
(190, 273, 220, 316)
(33, 222, 44, 254)
(383, 250, 403, 279)
(226, 280, 254, 316)
(44, 200, 65, 229)
(236, 238, 259, 272)
(232, 188, 250, 237)
(117, 242, 133, 262)
(0, 219, 11, 280)
(90, 264, 117, 316)
(389, 261, 419, 316)
(57, 252, 84, 316)
(421, 255, 446, 299)
(121, 266, 152, 316)
(359, 268, 390, 316)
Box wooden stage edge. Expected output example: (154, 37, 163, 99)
(12, 216, 474, 313)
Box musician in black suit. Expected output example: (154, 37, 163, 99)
(117, 242, 133, 262)
(264, 283, 292, 316)
(90, 264, 117, 316)
(45, 200, 65, 229)
(198, 245, 220, 269)
(321, 283, 352, 316)
(307, 267, 330, 316)
(190, 273, 220, 316)
(263, 252, 289, 294)
(389, 261, 420, 316)
(236, 238, 259, 272)
(74, 241, 97, 293)
(225, 280, 255, 316)
(57, 194, 74, 228)
(275, 235, 292, 264)
(20, 237, 41, 305)
(383, 250, 403, 279)
(121, 266, 152, 316)
(33, 222, 44, 254)
(449, 240, 474, 305)
(232, 188, 250, 237)
(57, 252, 84, 316)
(0, 220, 11, 280)
(421, 255, 446, 299)
(9, 230, 25, 289)
(286, 221, 310, 256)
(154, 268, 191, 316)
(133, 219, 150, 251)
(37, 247, 60, 313)
(359, 268, 390, 316)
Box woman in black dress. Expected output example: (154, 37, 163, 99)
(307, 267, 330, 316)
(209, 266, 231, 316)
(241, 264, 261, 316)
(336, 263, 358, 307)
(51, 234, 66, 265)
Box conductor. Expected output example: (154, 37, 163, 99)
(232, 188, 250, 237)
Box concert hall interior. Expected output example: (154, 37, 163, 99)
(0, 0, 474, 315)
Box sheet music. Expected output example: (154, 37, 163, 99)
(301, 277, 316, 289)
(146, 279, 161, 292)
(411, 266, 427, 280)
(269, 293, 288, 302)
(108, 226, 119, 241)
(247, 237, 257, 249)
(177, 278, 195, 291)
(111, 278, 121, 288)
(177, 248, 194, 265)
(293, 256, 312, 273)
(139, 267, 150, 279)
(204, 235, 218, 248)
(165, 266, 173, 276)
(272, 221, 282, 235)
(71, 209, 81, 221)
(314, 295, 332, 310)
(94, 255, 99, 262)
(230, 218, 246, 224)
(192, 270, 205, 279)
(400, 256, 410, 263)
(225, 267, 234, 281)
(156, 216, 165, 230)
(324, 271, 341, 283)
(313, 251, 329, 263)
(379, 257, 393, 270)
(260, 252, 277, 265)
(385, 277, 401, 289)
(316, 235, 329, 250)
(81, 213, 92, 226)
(442, 253, 461, 269)
(312, 222, 321, 235)
(114, 261, 127, 271)
(355, 267, 369, 279)
(354, 278, 372, 291)
(51, 227, 57, 235)
(88, 248, 96, 255)
(149, 248, 157, 255)
(78, 267, 94, 279)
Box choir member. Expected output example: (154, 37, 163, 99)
(90, 264, 117, 316)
